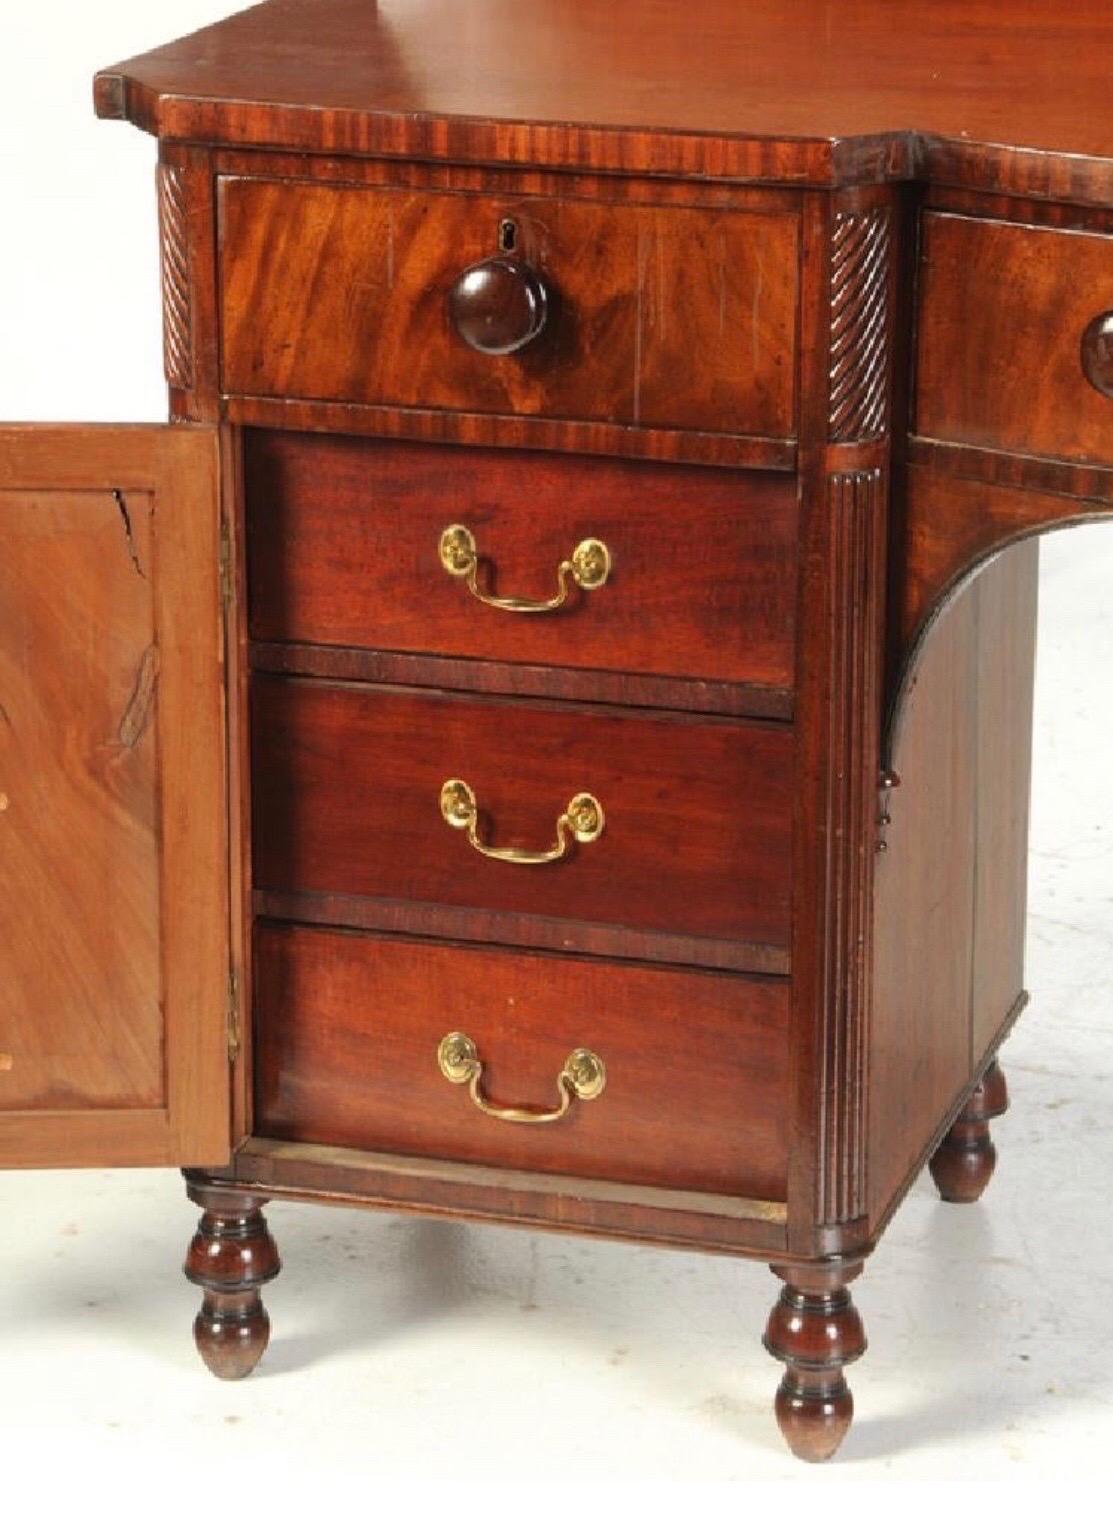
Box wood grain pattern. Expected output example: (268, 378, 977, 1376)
(214, 146, 806, 214)
(244, 430, 800, 696)
(157, 162, 193, 388)
(907, 436, 1113, 509)
(971, 544, 1037, 1060)
(94, 0, 1113, 202)
(249, 642, 795, 724)
(218, 178, 799, 440)
(0, 490, 161, 1113)
(894, 467, 1113, 711)
(924, 185, 1113, 236)
(253, 924, 791, 1201)
(870, 549, 1036, 1224)
(917, 212, 1113, 466)
(226, 395, 796, 473)
(250, 678, 795, 957)
(0, 426, 230, 1169)
(829, 209, 891, 442)
(224, 1135, 791, 1257)
(252, 888, 790, 979)
(870, 577, 978, 1221)
(214, 152, 799, 470)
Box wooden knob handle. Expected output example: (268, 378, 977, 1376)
(1082, 311, 1113, 398)
(448, 255, 549, 355)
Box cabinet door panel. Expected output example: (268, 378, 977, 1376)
(0, 426, 231, 1167)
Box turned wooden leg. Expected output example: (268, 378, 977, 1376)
(929, 1058, 1009, 1204)
(183, 1173, 280, 1380)
(763, 1259, 866, 1462)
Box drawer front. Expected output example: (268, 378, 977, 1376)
(918, 212, 1113, 464)
(251, 679, 794, 955)
(246, 432, 799, 693)
(254, 924, 790, 1201)
(220, 178, 799, 439)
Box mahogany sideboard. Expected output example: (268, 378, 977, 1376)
(3, 0, 1112, 1462)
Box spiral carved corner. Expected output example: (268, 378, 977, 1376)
(157, 163, 193, 390)
(829, 208, 892, 443)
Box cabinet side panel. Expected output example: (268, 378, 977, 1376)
(972, 541, 1038, 1056)
(870, 580, 978, 1219)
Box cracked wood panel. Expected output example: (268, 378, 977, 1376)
(0, 489, 161, 1111)
(0, 425, 230, 1168)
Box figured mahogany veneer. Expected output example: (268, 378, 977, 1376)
(250, 677, 794, 962)
(219, 178, 798, 441)
(253, 924, 791, 1201)
(94, 0, 1113, 203)
(918, 213, 1113, 467)
(245, 430, 800, 702)
(0, 426, 229, 1169)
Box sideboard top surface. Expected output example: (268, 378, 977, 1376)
(94, 0, 1113, 196)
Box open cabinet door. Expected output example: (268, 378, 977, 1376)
(0, 425, 231, 1168)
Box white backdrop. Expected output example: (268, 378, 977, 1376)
(2, 0, 1112, 1492)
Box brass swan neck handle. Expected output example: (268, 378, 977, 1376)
(439, 524, 611, 614)
(439, 778, 604, 865)
(437, 1032, 606, 1124)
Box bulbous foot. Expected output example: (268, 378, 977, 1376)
(929, 1059, 1009, 1203)
(763, 1260, 866, 1462)
(184, 1174, 280, 1380)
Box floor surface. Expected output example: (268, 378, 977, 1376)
(1, 530, 1111, 1489)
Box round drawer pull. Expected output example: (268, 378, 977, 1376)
(448, 254, 550, 355)
(439, 523, 611, 614)
(437, 1031, 606, 1124)
(440, 778, 604, 865)
(1082, 310, 1113, 398)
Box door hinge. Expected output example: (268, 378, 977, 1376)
(218, 517, 234, 609)
(226, 968, 241, 1064)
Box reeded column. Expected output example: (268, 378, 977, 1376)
(183, 1174, 280, 1380)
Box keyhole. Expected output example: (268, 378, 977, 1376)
(498, 218, 518, 253)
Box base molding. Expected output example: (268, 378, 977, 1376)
(218, 1137, 791, 1259)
